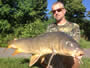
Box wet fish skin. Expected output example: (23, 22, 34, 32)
(8, 32, 84, 67)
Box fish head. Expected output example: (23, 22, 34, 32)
(8, 44, 17, 49)
(8, 40, 17, 49)
(60, 39, 84, 59)
(8, 40, 25, 55)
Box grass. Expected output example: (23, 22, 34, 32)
(0, 58, 89, 68)
(80, 58, 90, 68)
(79, 38, 90, 48)
(0, 58, 42, 68)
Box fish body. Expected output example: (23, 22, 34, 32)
(8, 32, 84, 66)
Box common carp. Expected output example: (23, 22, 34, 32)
(8, 32, 84, 67)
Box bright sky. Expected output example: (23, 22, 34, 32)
(82, 0, 90, 11)
(47, 0, 57, 12)
(47, 0, 90, 12)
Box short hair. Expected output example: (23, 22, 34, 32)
(52, 2, 64, 8)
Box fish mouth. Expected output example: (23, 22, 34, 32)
(8, 44, 16, 49)
(73, 55, 84, 64)
(76, 51, 84, 58)
(71, 49, 84, 57)
(72, 51, 84, 64)
(74, 54, 83, 59)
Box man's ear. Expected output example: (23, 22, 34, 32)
(63, 8, 66, 14)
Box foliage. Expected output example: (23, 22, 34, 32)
(0, 0, 47, 23)
(20, 19, 46, 38)
(0, 0, 48, 47)
(0, 19, 11, 33)
(80, 19, 90, 40)
(20, 17, 56, 38)
(87, 11, 90, 17)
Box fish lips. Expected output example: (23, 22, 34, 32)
(71, 49, 84, 61)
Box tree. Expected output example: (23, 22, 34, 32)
(0, 0, 47, 28)
(87, 11, 90, 17)
(0, 0, 48, 47)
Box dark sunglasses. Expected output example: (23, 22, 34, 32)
(51, 8, 64, 14)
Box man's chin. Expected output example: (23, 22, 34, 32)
(56, 18, 62, 22)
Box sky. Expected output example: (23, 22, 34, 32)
(82, 0, 90, 11)
(47, 0, 57, 12)
(47, 0, 90, 14)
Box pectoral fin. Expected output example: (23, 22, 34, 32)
(12, 49, 22, 56)
(29, 54, 41, 67)
(40, 56, 45, 64)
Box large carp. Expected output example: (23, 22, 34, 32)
(8, 32, 84, 67)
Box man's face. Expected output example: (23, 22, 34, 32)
(52, 3, 66, 21)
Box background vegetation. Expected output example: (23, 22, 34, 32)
(0, 0, 90, 48)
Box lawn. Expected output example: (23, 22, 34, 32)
(80, 58, 90, 68)
(0, 58, 89, 68)
(0, 58, 42, 68)
(79, 38, 90, 48)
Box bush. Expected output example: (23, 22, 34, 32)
(20, 19, 46, 38)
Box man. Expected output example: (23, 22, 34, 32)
(39, 2, 81, 68)
(47, 2, 80, 42)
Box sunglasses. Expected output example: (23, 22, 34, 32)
(52, 8, 64, 14)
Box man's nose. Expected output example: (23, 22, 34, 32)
(55, 11, 58, 14)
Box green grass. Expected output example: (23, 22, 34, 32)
(0, 58, 89, 68)
(79, 38, 90, 48)
(80, 58, 90, 68)
(0, 58, 42, 68)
